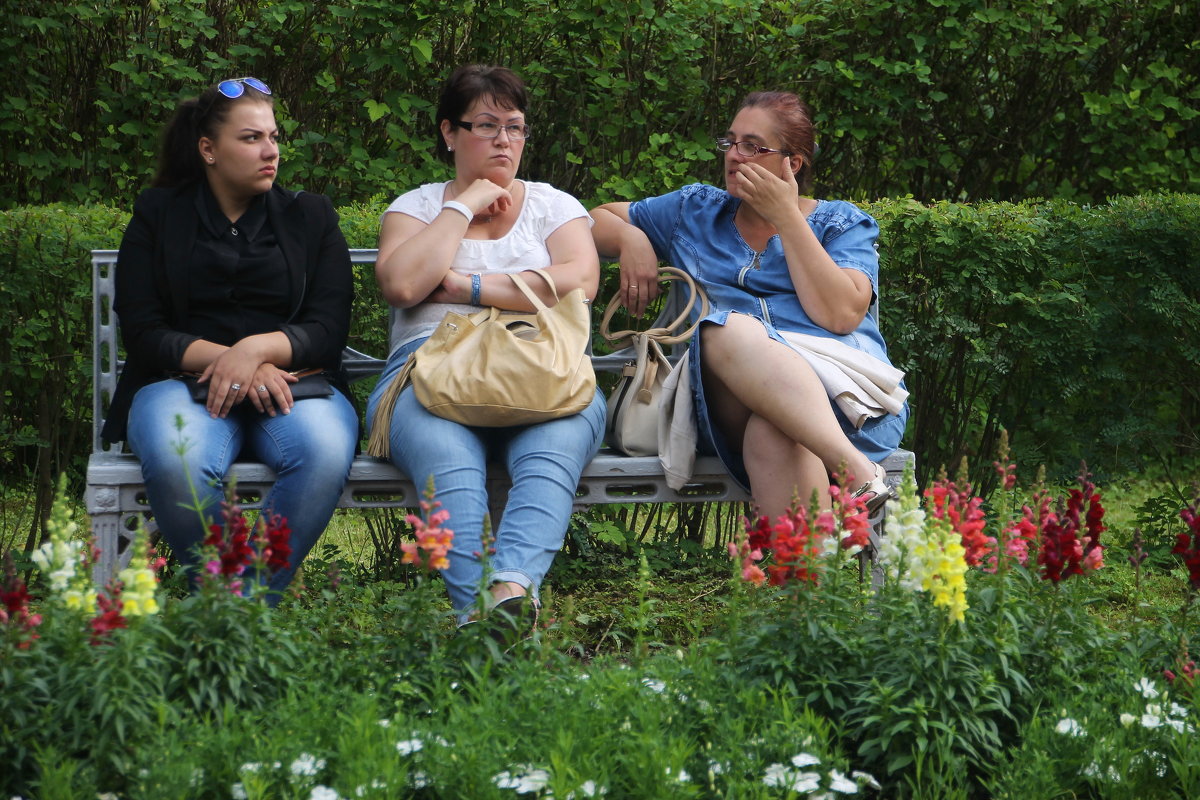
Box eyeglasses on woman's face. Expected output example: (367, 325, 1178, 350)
(454, 119, 531, 140)
(217, 77, 272, 99)
(715, 137, 791, 157)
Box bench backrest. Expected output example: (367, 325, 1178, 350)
(90, 248, 694, 452)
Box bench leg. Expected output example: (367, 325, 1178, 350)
(89, 510, 125, 585)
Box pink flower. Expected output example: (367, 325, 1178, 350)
(403, 497, 455, 573)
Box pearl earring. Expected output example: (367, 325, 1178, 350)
(446, 144, 453, 152)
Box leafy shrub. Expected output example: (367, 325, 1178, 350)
(2, 0, 1196, 209)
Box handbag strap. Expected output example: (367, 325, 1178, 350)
(506, 269, 559, 311)
(599, 266, 710, 347)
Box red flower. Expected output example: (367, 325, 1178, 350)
(1037, 466, 1105, 583)
(1174, 498, 1200, 591)
(925, 478, 990, 566)
(746, 507, 824, 586)
(89, 593, 127, 643)
(259, 512, 293, 574)
(1, 551, 42, 648)
(204, 502, 255, 577)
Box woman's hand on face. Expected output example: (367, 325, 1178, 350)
(455, 179, 513, 219)
(425, 270, 472, 304)
(732, 159, 801, 227)
(198, 346, 263, 418)
(247, 364, 297, 417)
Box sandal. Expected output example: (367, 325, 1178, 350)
(850, 462, 893, 514)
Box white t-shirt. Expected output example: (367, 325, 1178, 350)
(383, 180, 591, 352)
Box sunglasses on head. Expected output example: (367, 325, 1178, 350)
(216, 77, 272, 99)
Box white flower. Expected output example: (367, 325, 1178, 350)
(667, 767, 690, 782)
(763, 764, 821, 793)
(763, 764, 789, 788)
(1169, 702, 1189, 718)
(1141, 713, 1163, 729)
(851, 771, 881, 790)
(377, 719, 391, 728)
(291, 753, 326, 777)
(828, 769, 858, 793)
(240, 762, 263, 774)
(565, 780, 605, 798)
(791, 753, 821, 768)
(409, 771, 429, 789)
(1080, 762, 1101, 779)
(395, 738, 423, 756)
(231, 783, 248, 800)
(1135, 677, 1159, 699)
(1055, 717, 1086, 737)
(1119, 713, 1137, 727)
(1165, 717, 1190, 734)
(641, 678, 666, 693)
(708, 760, 725, 775)
(493, 766, 550, 794)
(310, 787, 340, 800)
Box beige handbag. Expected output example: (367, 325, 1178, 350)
(367, 270, 595, 458)
(599, 267, 709, 457)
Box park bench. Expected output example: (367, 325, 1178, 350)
(86, 248, 913, 582)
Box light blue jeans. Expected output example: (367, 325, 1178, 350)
(367, 341, 606, 621)
(126, 378, 358, 601)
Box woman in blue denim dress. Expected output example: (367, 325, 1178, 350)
(592, 91, 908, 520)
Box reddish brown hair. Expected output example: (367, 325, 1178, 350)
(740, 91, 815, 193)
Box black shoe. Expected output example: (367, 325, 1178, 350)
(486, 594, 536, 647)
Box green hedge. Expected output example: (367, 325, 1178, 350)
(2, 195, 1196, 521)
(3, 0, 1197, 209)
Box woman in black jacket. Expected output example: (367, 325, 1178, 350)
(103, 77, 357, 601)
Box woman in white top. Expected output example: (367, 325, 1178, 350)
(367, 65, 605, 633)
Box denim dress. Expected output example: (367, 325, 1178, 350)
(628, 183, 908, 490)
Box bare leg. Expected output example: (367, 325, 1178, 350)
(742, 413, 829, 519)
(700, 315, 877, 504)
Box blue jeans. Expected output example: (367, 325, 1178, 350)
(126, 378, 358, 600)
(367, 343, 605, 620)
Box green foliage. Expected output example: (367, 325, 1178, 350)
(2, 0, 1196, 208)
(0, 204, 127, 542)
(870, 193, 1200, 486)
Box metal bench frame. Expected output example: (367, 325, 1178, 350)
(86, 249, 912, 581)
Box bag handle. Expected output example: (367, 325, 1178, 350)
(506, 269, 559, 312)
(599, 266, 710, 347)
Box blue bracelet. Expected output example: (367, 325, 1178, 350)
(470, 273, 482, 305)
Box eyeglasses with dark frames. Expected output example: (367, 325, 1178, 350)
(217, 77, 272, 99)
(715, 137, 792, 157)
(454, 119, 532, 140)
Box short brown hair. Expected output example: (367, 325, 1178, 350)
(435, 65, 528, 164)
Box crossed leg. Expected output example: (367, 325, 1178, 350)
(700, 314, 878, 520)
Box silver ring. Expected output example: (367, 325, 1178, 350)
(230, 383, 241, 391)
(257, 385, 267, 392)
